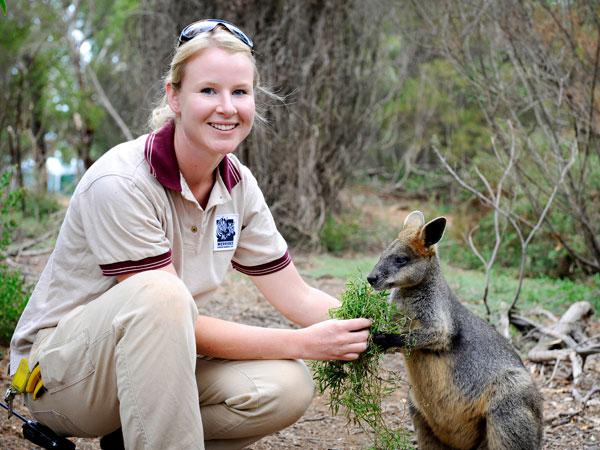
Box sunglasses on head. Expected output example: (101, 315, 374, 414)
(178, 19, 254, 52)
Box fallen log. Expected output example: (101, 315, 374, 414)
(512, 301, 598, 385)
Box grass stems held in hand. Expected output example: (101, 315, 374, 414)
(311, 276, 412, 449)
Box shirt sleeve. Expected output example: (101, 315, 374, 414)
(231, 167, 291, 276)
(76, 174, 172, 276)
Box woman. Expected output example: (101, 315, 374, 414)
(10, 19, 371, 450)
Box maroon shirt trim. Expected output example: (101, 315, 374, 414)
(231, 251, 292, 276)
(100, 250, 172, 276)
(219, 154, 242, 193)
(145, 121, 181, 192)
(144, 121, 241, 193)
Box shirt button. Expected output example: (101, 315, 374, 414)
(191, 225, 198, 233)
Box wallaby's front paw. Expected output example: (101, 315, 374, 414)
(372, 333, 399, 350)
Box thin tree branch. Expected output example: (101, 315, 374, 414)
(86, 65, 134, 141)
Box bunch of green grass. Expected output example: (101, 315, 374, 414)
(311, 276, 412, 449)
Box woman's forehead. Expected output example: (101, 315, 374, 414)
(182, 47, 254, 86)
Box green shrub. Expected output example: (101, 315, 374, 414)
(319, 208, 397, 255)
(0, 266, 30, 345)
(0, 169, 31, 345)
(438, 203, 583, 279)
(24, 189, 61, 218)
(10, 189, 63, 242)
(320, 213, 362, 253)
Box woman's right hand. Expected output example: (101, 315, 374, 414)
(296, 318, 371, 361)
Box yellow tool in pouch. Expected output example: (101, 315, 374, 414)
(11, 358, 30, 394)
(10, 358, 46, 400)
(25, 363, 46, 399)
(4, 358, 32, 418)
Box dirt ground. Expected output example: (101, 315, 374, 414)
(1, 252, 600, 449)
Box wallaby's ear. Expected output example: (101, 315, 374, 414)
(403, 210, 425, 229)
(422, 217, 447, 247)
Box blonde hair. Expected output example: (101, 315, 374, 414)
(149, 27, 263, 130)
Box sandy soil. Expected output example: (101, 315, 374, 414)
(1, 254, 599, 449)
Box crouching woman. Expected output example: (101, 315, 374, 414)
(9, 19, 371, 450)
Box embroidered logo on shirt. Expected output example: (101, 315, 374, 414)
(214, 214, 238, 251)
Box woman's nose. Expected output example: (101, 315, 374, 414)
(216, 93, 237, 116)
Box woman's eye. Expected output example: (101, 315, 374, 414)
(233, 89, 248, 96)
(200, 87, 216, 95)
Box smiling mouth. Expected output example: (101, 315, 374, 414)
(209, 123, 238, 131)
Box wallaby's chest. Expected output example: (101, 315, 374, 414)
(405, 352, 487, 450)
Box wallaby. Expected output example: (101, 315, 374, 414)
(367, 211, 543, 450)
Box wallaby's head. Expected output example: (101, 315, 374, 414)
(367, 210, 447, 290)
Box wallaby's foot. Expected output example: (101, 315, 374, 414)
(410, 402, 454, 450)
(485, 389, 543, 450)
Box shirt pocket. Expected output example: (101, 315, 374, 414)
(38, 329, 95, 394)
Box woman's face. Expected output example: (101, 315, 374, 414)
(168, 47, 255, 158)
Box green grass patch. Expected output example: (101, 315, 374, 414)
(441, 263, 600, 316)
(300, 253, 599, 321)
(311, 276, 412, 450)
(300, 254, 379, 280)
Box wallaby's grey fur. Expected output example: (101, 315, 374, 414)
(367, 211, 543, 450)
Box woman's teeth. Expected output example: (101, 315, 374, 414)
(210, 123, 236, 131)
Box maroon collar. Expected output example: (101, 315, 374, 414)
(144, 121, 241, 193)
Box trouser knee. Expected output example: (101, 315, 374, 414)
(114, 270, 198, 331)
(260, 359, 315, 430)
(200, 359, 314, 442)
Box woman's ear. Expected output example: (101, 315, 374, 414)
(166, 82, 180, 115)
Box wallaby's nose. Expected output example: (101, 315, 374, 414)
(367, 275, 378, 286)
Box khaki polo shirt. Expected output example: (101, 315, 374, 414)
(10, 121, 290, 375)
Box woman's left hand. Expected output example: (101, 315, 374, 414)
(295, 318, 372, 361)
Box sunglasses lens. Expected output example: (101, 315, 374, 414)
(179, 21, 216, 43)
(178, 19, 254, 50)
(222, 23, 254, 48)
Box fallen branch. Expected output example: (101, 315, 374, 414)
(515, 302, 597, 385)
(7, 229, 56, 256)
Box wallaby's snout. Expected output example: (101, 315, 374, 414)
(366, 270, 392, 291)
(366, 274, 378, 287)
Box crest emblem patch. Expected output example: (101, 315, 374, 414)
(214, 214, 238, 251)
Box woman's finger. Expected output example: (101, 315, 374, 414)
(341, 329, 369, 345)
(339, 352, 360, 361)
(339, 318, 372, 331)
(344, 342, 368, 354)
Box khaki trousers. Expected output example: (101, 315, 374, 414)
(24, 271, 314, 450)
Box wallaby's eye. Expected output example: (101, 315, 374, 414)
(394, 256, 409, 267)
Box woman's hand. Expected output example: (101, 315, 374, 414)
(296, 318, 372, 361)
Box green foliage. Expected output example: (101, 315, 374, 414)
(374, 57, 491, 171)
(439, 194, 588, 279)
(23, 189, 61, 219)
(440, 262, 600, 316)
(6, 189, 62, 243)
(0, 267, 30, 345)
(320, 213, 362, 253)
(319, 207, 397, 255)
(0, 0, 6, 15)
(0, 169, 31, 345)
(312, 276, 411, 449)
(0, 170, 21, 255)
